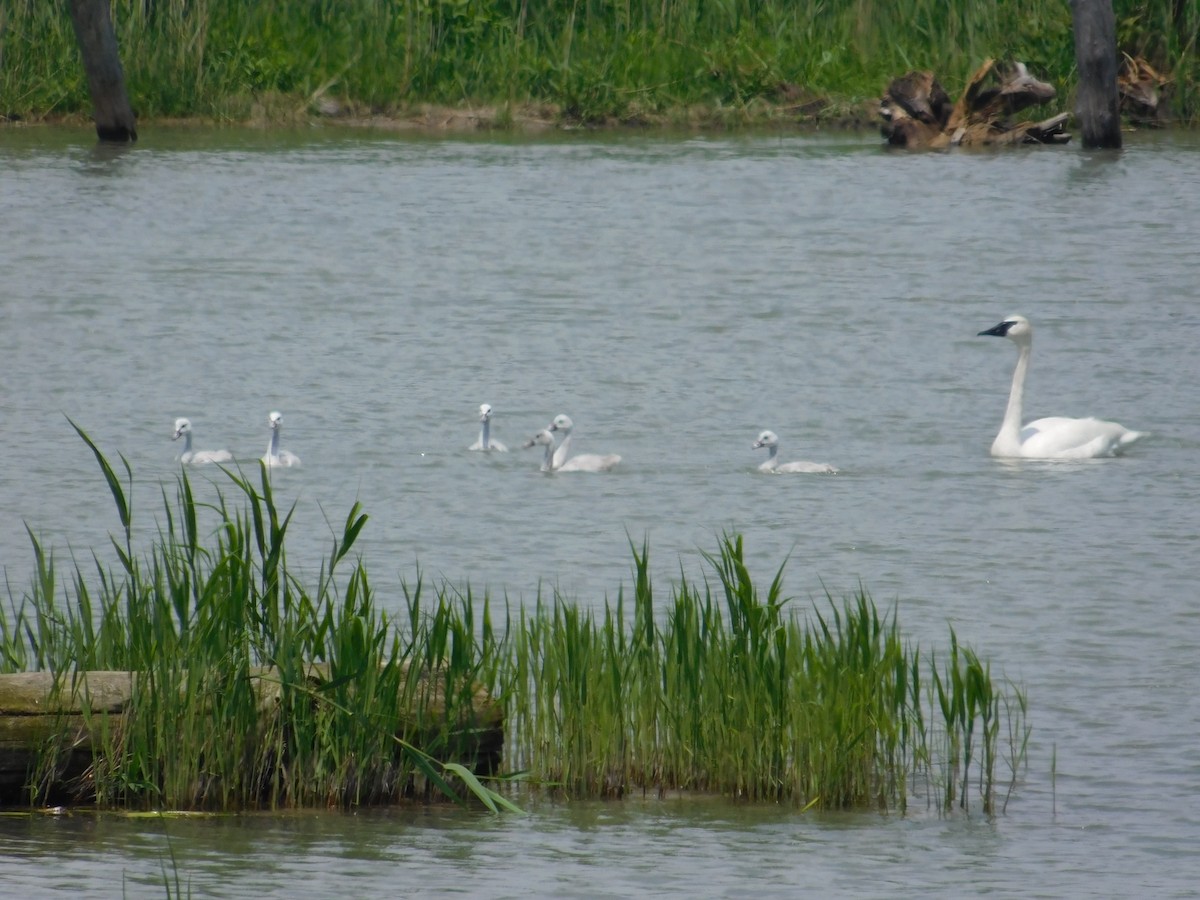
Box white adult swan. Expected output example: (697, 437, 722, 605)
(172, 418, 233, 465)
(523, 415, 621, 472)
(469, 403, 508, 452)
(752, 430, 836, 474)
(978, 314, 1144, 459)
(262, 411, 301, 467)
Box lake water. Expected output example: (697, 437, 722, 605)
(1, 124, 1199, 897)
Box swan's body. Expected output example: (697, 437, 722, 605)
(752, 430, 836, 474)
(978, 315, 1144, 459)
(469, 403, 508, 452)
(172, 418, 232, 465)
(523, 416, 621, 473)
(262, 411, 301, 467)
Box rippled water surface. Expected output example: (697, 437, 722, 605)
(2, 125, 1199, 897)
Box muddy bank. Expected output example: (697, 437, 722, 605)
(2, 95, 884, 135)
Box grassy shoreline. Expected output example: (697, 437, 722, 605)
(2, 1, 1196, 128)
(0, 429, 1028, 815)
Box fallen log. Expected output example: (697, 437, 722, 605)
(947, 112, 1071, 147)
(946, 60, 1057, 130)
(0, 666, 503, 807)
(880, 59, 1070, 149)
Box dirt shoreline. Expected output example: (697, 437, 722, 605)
(2, 98, 884, 135)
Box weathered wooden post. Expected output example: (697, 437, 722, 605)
(69, 0, 138, 142)
(1070, 0, 1121, 148)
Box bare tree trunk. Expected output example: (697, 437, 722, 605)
(69, 0, 137, 142)
(1070, 0, 1121, 148)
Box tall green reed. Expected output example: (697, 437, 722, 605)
(501, 534, 1027, 813)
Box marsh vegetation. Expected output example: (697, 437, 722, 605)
(2, 0, 1196, 125)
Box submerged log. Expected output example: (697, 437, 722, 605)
(68, 0, 138, 142)
(0, 667, 503, 807)
(881, 59, 1068, 149)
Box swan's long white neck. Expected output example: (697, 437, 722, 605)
(181, 431, 194, 453)
(759, 444, 780, 471)
(541, 438, 556, 471)
(554, 431, 573, 463)
(1000, 341, 1031, 447)
(480, 419, 492, 450)
(267, 428, 280, 458)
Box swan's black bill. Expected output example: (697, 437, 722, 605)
(978, 320, 1015, 337)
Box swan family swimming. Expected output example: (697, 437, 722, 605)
(521, 414, 622, 473)
(506, 314, 1145, 473)
(174, 319, 1145, 473)
(978, 315, 1144, 459)
(171, 411, 300, 467)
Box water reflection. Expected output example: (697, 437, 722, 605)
(1066, 145, 1128, 186)
(78, 137, 138, 174)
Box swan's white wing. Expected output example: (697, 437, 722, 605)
(774, 460, 837, 474)
(263, 450, 301, 467)
(188, 449, 233, 464)
(1017, 416, 1142, 459)
(558, 453, 620, 473)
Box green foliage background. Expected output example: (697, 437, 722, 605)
(1, 1, 1196, 124)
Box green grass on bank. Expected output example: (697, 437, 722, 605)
(0, 427, 1027, 815)
(1, 1, 1196, 125)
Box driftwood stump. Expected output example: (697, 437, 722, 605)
(1071, 0, 1122, 148)
(68, 0, 138, 142)
(1119, 55, 1172, 125)
(880, 60, 1069, 149)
